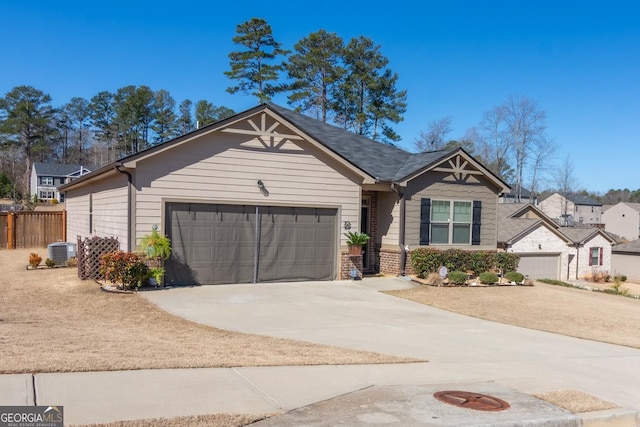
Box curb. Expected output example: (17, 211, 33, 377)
(578, 407, 638, 427)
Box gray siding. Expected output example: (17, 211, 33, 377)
(404, 171, 499, 250)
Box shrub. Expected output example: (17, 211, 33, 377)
(467, 251, 494, 276)
(447, 271, 467, 285)
(493, 252, 519, 273)
(100, 251, 149, 290)
(45, 258, 56, 268)
(505, 271, 524, 283)
(441, 249, 468, 272)
(479, 272, 498, 284)
(66, 257, 78, 267)
(614, 274, 627, 282)
(29, 253, 42, 268)
(411, 248, 444, 278)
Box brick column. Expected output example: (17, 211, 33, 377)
(339, 251, 364, 280)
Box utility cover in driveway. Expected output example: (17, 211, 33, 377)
(165, 203, 337, 285)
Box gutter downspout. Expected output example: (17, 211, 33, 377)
(391, 182, 406, 276)
(114, 164, 134, 252)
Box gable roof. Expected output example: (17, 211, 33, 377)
(497, 203, 570, 245)
(60, 103, 509, 192)
(559, 226, 616, 245)
(33, 162, 87, 176)
(267, 103, 505, 185)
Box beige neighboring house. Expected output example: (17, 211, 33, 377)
(538, 192, 602, 226)
(59, 103, 509, 286)
(611, 239, 640, 281)
(601, 202, 640, 241)
(498, 203, 615, 280)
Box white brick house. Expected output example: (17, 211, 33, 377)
(498, 204, 615, 280)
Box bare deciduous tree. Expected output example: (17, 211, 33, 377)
(414, 116, 453, 152)
(555, 155, 578, 223)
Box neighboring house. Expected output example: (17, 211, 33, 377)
(59, 103, 509, 286)
(30, 162, 91, 202)
(611, 239, 640, 281)
(538, 192, 602, 226)
(498, 203, 615, 280)
(601, 202, 640, 241)
(499, 186, 537, 204)
(560, 227, 615, 280)
(498, 203, 572, 280)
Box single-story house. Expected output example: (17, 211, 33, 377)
(498, 203, 572, 280)
(30, 162, 91, 202)
(498, 203, 615, 280)
(610, 239, 640, 281)
(601, 202, 640, 242)
(60, 103, 509, 285)
(559, 226, 616, 280)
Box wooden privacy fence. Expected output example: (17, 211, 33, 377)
(0, 211, 66, 249)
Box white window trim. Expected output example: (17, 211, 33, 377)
(431, 199, 472, 245)
(41, 176, 54, 186)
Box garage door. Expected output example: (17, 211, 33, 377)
(517, 253, 560, 280)
(165, 203, 337, 285)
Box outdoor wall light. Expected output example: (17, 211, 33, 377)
(538, 244, 542, 249)
(344, 221, 351, 230)
(257, 180, 269, 197)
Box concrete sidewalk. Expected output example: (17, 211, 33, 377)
(2, 364, 636, 426)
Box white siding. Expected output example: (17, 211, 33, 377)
(510, 225, 572, 280)
(133, 131, 361, 249)
(65, 173, 129, 251)
(575, 234, 613, 279)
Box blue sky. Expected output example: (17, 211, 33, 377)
(2, 1, 638, 194)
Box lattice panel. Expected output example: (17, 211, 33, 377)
(77, 236, 120, 280)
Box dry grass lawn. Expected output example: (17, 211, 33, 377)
(73, 413, 271, 427)
(0, 249, 413, 374)
(385, 280, 640, 349)
(533, 390, 618, 413)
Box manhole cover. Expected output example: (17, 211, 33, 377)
(434, 391, 510, 411)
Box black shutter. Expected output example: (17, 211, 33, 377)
(471, 200, 482, 245)
(420, 198, 431, 245)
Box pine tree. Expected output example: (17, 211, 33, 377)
(225, 18, 289, 103)
(286, 29, 345, 122)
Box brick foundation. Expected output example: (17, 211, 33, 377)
(379, 248, 414, 276)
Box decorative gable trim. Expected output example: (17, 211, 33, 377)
(399, 148, 510, 193)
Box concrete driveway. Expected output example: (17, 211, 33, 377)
(142, 277, 640, 413)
